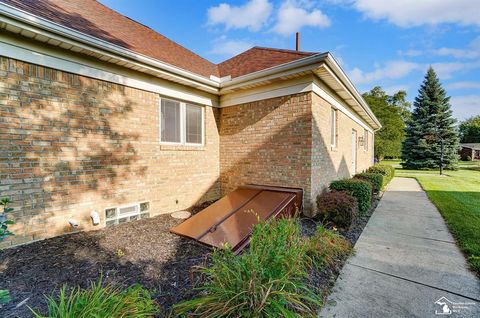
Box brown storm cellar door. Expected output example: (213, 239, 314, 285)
(170, 185, 303, 253)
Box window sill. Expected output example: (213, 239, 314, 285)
(159, 144, 206, 151)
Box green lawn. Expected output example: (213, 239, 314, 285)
(381, 160, 480, 275)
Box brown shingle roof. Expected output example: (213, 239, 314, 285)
(218, 47, 317, 78)
(1, 0, 319, 80)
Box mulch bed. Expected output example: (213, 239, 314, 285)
(0, 195, 380, 317)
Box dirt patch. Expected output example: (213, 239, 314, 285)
(0, 214, 211, 318)
(0, 196, 379, 317)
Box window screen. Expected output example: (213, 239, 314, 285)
(186, 104, 202, 144)
(331, 108, 337, 147)
(161, 99, 181, 143)
(364, 129, 368, 151)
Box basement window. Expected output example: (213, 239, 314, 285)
(105, 202, 150, 227)
(160, 98, 204, 146)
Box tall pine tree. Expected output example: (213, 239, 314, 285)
(401, 67, 459, 169)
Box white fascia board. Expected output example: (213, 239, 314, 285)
(220, 82, 313, 107)
(220, 53, 328, 91)
(0, 2, 219, 89)
(312, 81, 375, 133)
(324, 54, 381, 129)
(0, 40, 217, 107)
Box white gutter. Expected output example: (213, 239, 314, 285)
(219, 52, 328, 89)
(324, 53, 382, 129)
(0, 2, 380, 129)
(0, 2, 220, 88)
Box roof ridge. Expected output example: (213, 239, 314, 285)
(249, 46, 319, 56)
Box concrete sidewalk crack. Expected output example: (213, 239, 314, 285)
(349, 263, 480, 303)
(393, 232, 456, 244)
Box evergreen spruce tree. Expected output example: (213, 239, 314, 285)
(401, 67, 459, 169)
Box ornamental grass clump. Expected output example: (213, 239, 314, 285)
(174, 217, 320, 318)
(30, 278, 159, 318)
(306, 226, 352, 270)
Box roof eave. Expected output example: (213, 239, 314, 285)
(323, 53, 382, 130)
(219, 53, 382, 130)
(0, 2, 220, 92)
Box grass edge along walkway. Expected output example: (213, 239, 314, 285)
(382, 160, 480, 276)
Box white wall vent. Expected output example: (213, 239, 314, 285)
(105, 202, 150, 227)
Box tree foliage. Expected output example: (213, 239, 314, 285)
(401, 67, 459, 170)
(459, 115, 480, 143)
(363, 86, 410, 159)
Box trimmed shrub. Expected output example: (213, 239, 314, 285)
(354, 173, 384, 193)
(30, 279, 159, 318)
(174, 217, 320, 317)
(316, 191, 358, 228)
(330, 179, 372, 214)
(306, 226, 352, 270)
(366, 164, 395, 187)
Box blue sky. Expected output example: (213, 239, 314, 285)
(99, 0, 480, 121)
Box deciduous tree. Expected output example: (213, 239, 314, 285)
(459, 115, 480, 143)
(363, 87, 410, 160)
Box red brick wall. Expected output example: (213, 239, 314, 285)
(310, 92, 374, 214)
(0, 57, 220, 247)
(219, 93, 313, 211)
(219, 92, 375, 215)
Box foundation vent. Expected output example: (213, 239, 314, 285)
(105, 202, 150, 227)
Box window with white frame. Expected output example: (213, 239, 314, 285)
(331, 108, 337, 148)
(160, 98, 204, 145)
(364, 129, 368, 151)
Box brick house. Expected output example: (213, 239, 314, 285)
(459, 144, 480, 161)
(0, 0, 381, 247)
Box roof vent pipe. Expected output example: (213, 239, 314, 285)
(296, 32, 300, 51)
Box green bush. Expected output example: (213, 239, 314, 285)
(366, 164, 395, 187)
(354, 173, 384, 193)
(330, 179, 372, 214)
(306, 226, 352, 270)
(30, 279, 159, 318)
(0, 198, 14, 242)
(316, 191, 358, 228)
(174, 217, 320, 318)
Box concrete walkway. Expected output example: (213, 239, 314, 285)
(320, 177, 480, 318)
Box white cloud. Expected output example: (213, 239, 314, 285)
(398, 49, 423, 57)
(209, 37, 254, 58)
(351, 0, 480, 27)
(383, 84, 410, 95)
(271, 1, 331, 36)
(450, 95, 480, 120)
(447, 81, 480, 90)
(207, 0, 273, 31)
(434, 37, 480, 59)
(349, 60, 480, 85)
(429, 62, 472, 79)
(349, 60, 420, 85)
